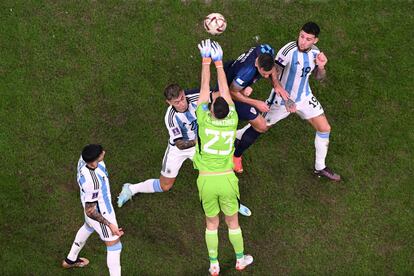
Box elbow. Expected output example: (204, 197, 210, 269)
(175, 144, 184, 150)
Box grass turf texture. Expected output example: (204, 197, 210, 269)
(1, 0, 413, 275)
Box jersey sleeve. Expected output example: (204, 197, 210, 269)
(184, 88, 200, 96)
(196, 103, 208, 127)
(185, 88, 200, 103)
(231, 65, 256, 90)
(164, 109, 183, 142)
(81, 170, 100, 203)
(275, 42, 295, 68)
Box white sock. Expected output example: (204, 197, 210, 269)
(315, 132, 330, 171)
(236, 124, 251, 140)
(107, 242, 122, 276)
(67, 223, 94, 261)
(129, 179, 162, 194)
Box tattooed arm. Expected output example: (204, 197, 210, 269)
(85, 202, 111, 226)
(175, 138, 196, 150)
(85, 202, 124, 236)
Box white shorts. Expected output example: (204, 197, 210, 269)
(84, 211, 119, 242)
(160, 144, 195, 178)
(265, 92, 325, 126)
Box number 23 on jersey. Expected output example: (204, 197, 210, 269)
(203, 129, 235, 156)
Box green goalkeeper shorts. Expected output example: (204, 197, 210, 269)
(197, 172, 240, 217)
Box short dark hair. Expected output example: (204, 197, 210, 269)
(213, 96, 229, 119)
(164, 84, 183, 100)
(301, 22, 320, 37)
(257, 53, 274, 71)
(82, 144, 103, 163)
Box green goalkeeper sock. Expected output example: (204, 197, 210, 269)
(229, 227, 244, 259)
(205, 229, 219, 263)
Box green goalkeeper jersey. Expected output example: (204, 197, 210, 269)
(194, 102, 238, 172)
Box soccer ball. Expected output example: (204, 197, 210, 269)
(204, 13, 227, 35)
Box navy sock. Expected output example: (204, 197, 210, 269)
(234, 126, 262, 157)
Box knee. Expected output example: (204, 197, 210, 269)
(256, 125, 269, 133)
(320, 123, 331, 133)
(206, 219, 220, 230)
(161, 181, 174, 192)
(160, 176, 176, 192)
(251, 122, 268, 133)
(106, 240, 122, 250)
(225, 215, 239, 229)
(226, 220, 239, 229)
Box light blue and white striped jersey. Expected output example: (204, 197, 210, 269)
(77, 156, 114, 215)
(275, 41, 320, 103)
(165, 89, 199, 146)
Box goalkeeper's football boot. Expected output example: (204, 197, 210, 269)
(235, 254, 253, 271)
(209, 263, 220, 276)
(233, 156, 243, 174)
(117, 183, 133, 208)
(62, 257, 89, 269)
(238, 203, 252, 217)
(314, 167, 341, 182)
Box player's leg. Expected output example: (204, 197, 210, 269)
(198, 175, 221, 276)
(301, 95, 340, 181)
(205, 216, 220, 276)
(224, 213, 253, 271)
(104, 238, 122, 276)
(87, 214, 122, 276)
(233, 101, 267, 173)
(308, 114, 340, 181)
(235, 115, 267, 155)
(220, 173, 253, 271)
(126, 175, 175, 194)
(117, 146, 190, 207)
(62, 222, 94, 268)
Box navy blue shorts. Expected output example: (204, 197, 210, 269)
(234, 101, 259, 121)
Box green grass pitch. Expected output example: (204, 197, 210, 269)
(1, 1, 413, 275)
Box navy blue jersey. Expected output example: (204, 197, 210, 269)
(225, 44, 275, 89)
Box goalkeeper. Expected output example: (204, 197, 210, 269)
(195, 39, 253, 276)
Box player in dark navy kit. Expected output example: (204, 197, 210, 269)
(224, 44, 295, 173)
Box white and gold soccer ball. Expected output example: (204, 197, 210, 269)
(203, 13, 227, 35)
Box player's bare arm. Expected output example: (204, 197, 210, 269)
(85, 202, 124, 236)
(175, 138, 197, 150)
(229, 83, 268, 112)
(270, 66, 296, 112)
(314, 52, 327, 80)
(211, 41, 233, 104)
(197, 39, 212, 106)
(240, 86, 253, 97)
(85, 202, 111, 226)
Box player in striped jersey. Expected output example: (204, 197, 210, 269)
(237, 22, 341, 181)
(62, 144, 123, 276)
(117, 85, 251, 216)
(116, 85, 199, 201)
